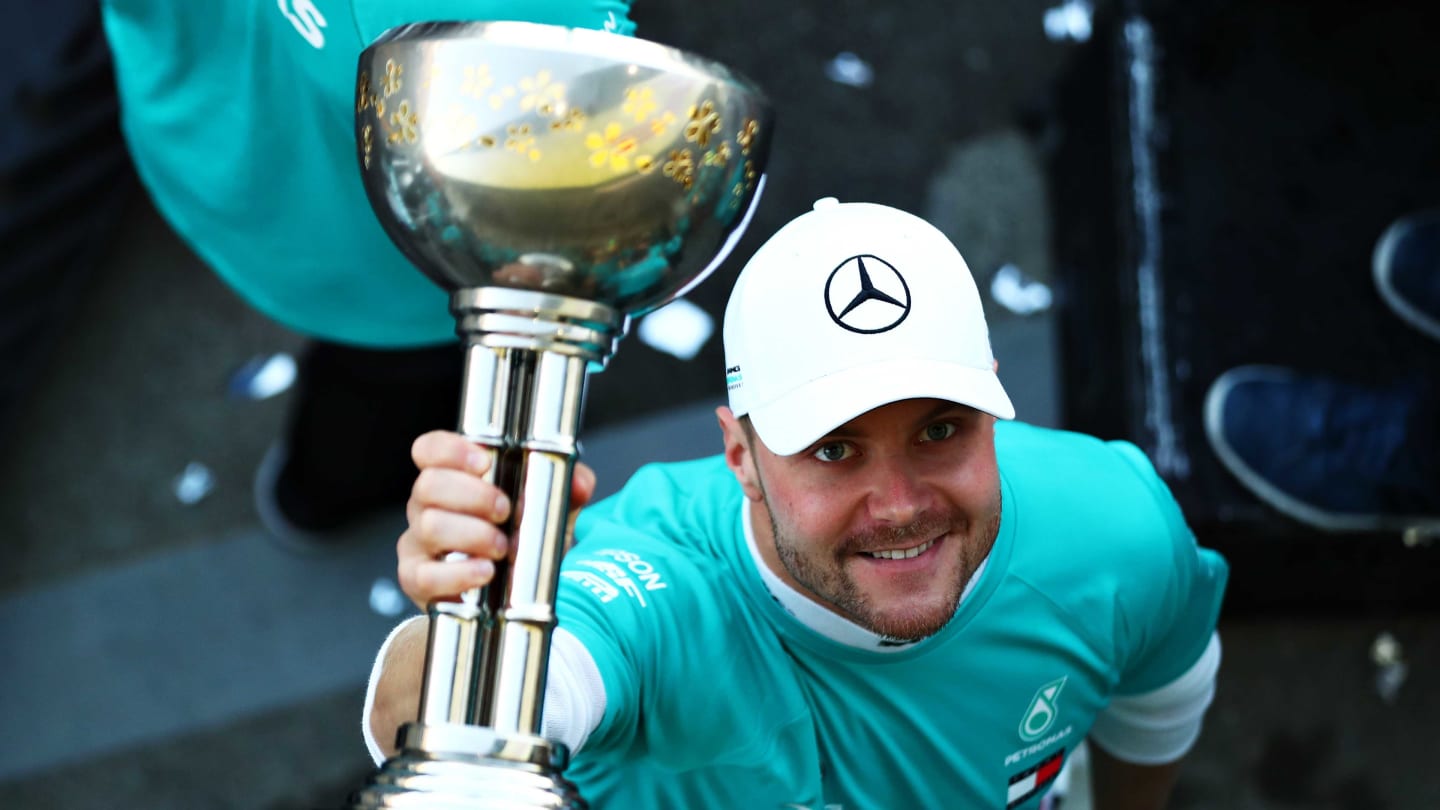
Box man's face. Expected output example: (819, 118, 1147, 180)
(725, 398, 1002, 641)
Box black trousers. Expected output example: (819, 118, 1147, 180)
(0, 1, 136, 449)
(272, 340, 464, 529)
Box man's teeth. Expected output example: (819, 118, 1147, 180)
(866, 538, 936, 560)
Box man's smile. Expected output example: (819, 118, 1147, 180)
(859, 536, 940, 560)
(853, 535, 948, 573)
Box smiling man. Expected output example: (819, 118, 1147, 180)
(364, 199, 1229, 809)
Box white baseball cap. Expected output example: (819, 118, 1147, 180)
(723, 198, 1015, 456)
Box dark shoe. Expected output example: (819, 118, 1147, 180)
(1203, 365, 1440, 534)
(1374, 209, 1440, 342)
(253, 441, 335, 553)
(251, 340, 462, 552)
(253, 440, 414, 554)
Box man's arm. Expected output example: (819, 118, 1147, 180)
(1088, 742, 1181, 810)
(365, 617, 429, 761)
(1084, 632, 1221, 810)
(361, 431, 517, 759)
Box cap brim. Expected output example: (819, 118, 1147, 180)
(746, 359, 1016, 456)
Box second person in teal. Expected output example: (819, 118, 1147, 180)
(99, 1, 639, 540)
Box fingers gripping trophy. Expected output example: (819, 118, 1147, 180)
(346, 22, 772, 809)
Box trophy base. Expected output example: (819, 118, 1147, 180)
(349, 723, 587, 809)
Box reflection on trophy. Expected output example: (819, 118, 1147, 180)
(347, 22, 772, 808)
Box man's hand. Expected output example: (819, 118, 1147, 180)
(398, 430, 597, 609)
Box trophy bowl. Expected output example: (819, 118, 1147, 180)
(356, 20, 772, 318)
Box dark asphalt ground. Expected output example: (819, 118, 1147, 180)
(3, 0, 1438, 807)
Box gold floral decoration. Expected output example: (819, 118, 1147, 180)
(737, 119, 759, 155)
(551, 107, 587, 132)
(635, 155, 656, 174)
(649, 110, 676, 136)
(663, 149, 695, 189)
(684, 101, 721, 147)
(489, 85, 516, 110)
(382, 59, 403, 97)
(505, 124, 540, 161)
(461, 64, 493, 99)
(357, 73, 372, 114)
(702, 141, 732, 167)
(519, 70, 565, 116)
(585, 123, 639, 172)
(388, 101, 419, 144)
(622, 87, 657, 123)
(362, 124, 374, 168)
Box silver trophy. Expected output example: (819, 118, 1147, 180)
(347, 21, 772, 808)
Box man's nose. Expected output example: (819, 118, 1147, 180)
(865, 459, 932, 525)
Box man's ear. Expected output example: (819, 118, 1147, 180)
(716, 406, 765, 501)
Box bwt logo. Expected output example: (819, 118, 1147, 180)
(571, 550, 668, 608)
(561, 571, 620, 604)
(594, 549, 668, 591)
(278, 0, 327, 48)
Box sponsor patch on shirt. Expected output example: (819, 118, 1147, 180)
(561, 549, 668, 607)
(1006, 748, 1065, 808)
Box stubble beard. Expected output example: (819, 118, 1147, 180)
(769, 490, 1002, 641)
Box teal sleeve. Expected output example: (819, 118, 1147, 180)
(553, 533, 658, 756)
(556, 522, 799, 769)
(1108, 442, 1230, 695)
(553, 537, 693, 761)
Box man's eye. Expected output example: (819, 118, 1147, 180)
(921, 422, 957, 442)
(813, 442, 853, 462)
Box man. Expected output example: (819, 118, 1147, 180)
(365, 199, 1229, 808)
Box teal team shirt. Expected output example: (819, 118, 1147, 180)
(557, 421, 1229, 808)
(99, 0, 635, 347)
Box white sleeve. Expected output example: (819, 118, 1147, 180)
(1088, 631, 1221, 765)
(540, 627, 608, 753)
(361, 618, 606, 765)
(361, 615, 425, 766)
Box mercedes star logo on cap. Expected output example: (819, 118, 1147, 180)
(824, 255, 912, 334)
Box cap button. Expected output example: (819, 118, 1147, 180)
(812, 197, 839, 211)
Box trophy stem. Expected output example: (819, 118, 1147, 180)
(471, 349, 586, 735)
(452, 287, 618, 736)
(352, 287, 621, 809)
